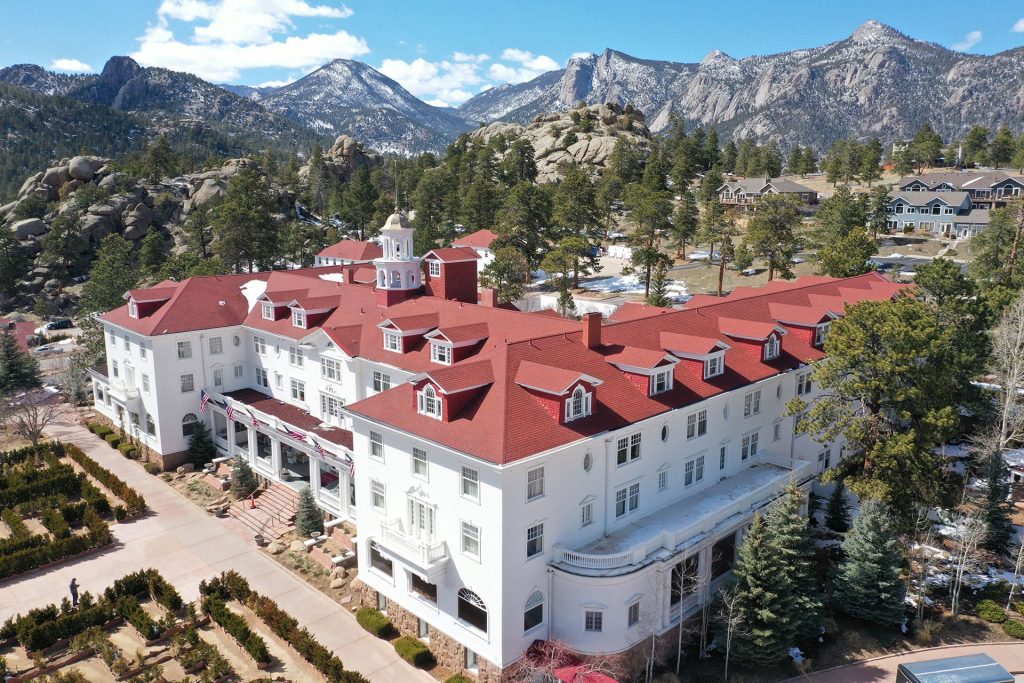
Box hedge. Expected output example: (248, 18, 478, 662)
(63, 443, 146, 515)
(18, 603, 114, 651)
(976, 599, 1007, 623)
(114, 595, 162, 640)
(202, 595, 270, 665)
(355, 608, 393, 638)
(393, 635, 434, 668)
(1002, 619, 1024, 639)
(0, 468, 81, 508)
(1, 604, 58, 641)
(104, 434, 120, 449)
(0, 511, 110, 580)
(0, 508, 30, 538)
(445, 676, 475, 683)
(0, 533, 46, 556)
(40, 508, 71, 539)
(117, 442, 135, 458)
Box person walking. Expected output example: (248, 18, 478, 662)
(69, 578, 79, 607)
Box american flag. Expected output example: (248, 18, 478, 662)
(246, 409, 265, 428)
(285, 427, 306, 441)
(226, 404, 236, 422)
(313, 440, 327, 458)
(199, 389, 210, 414)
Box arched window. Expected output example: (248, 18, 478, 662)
(523, 590, 544, 632)
(458, 588, 487, 633)
(418, 385, 442, 419)
(181, 412, 199, 438)
(391, 271, 402, 288)
(565, 385, 591, 421)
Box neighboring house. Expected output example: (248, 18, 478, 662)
(0, 317, 37, 352)
(91, 208, 907, 680)
(717, 177, 818, 210)
(314, 239, 383, 267)
(453, 229, 499, 272)
(897, 171, 1024, 210)
(885, 191, 990, 239)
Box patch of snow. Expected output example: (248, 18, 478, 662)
(318, 273, 347, 283)
(239, 279, 268, 312)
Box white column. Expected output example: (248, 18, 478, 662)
(310, 455, 321, 498)
(271, 436, 281, 479)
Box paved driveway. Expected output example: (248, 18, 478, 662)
(788, 642, 1024, 682)
(0, 418, 431, 683)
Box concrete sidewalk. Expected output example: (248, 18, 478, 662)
(789, 641, 1024, 682)
(0, 418, 431, 683)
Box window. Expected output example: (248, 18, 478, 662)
(130, 412, 140, 428)
(180, 373, 195, 393)
(370, 431, 384, 460)
(684, 459, 694, 486)
(128, 301, 138, 318)
(686, 410, 707, 439)
(139, 345, 146, 359)
(818, 448, 832, 474)
(627, 601, 641, 627)
(743, 390, 761, 417)
(275, 372, 283, 390)
(233, 363, 244, 378)
(290, 379, 305, 403)
(741, 432, 759, 460)
(461, 466, 479, 499)
(321, 357, 341, 382)
(565, 385, 592, 421)
(616, 433, 642, 465)
(526, 467, 544, 500)
(370, 480, 386, 511)
(524, 592, 544, 632)
(213, 368, 223, 388)
(814, 322, 830, 347)
(369, 541, 392, 576)
(457, 588, 487, 633)
(112, 360, 119, 378)
(417, 385, 442, 419)
(764, 335, 780, 360)
(181, 413, 198, 438)
(146, 414, 155, 437)
(617, 482, 640, 515)
(651, 368, 673, 395)
(720, 445, 727, 470)
(428, 260, 441, 277)
(584, 610, 603, 633)
(410, 574, 437, 604)
(253, 336, 266, 356)
(704, 353, 724, 379)
(123, 335, 129, 351)
(430, 342, 452, 365)
(659, 470, 668, 491)
(321, 394, 343, 422)
(461, 522, 481, 558)
(255, 367, 268, 388)
(581, 501, 593, 527)
(383, 331, 402, 352)
(373, 371, 392, 393)
(141, 373, 150, 394)
(796, 372, 812, 396)
(695, 455, 705, 483)
(292, 310, 306, 328)
(773, 422, 782, 441)
(466, 650, 479, 672)
(288, 346, 304, 367)
(209, 336, 223, 355)
(177, 341, 192, 360)
(526, 523, 544, 558)
(261, 302, 274, 320)
(412, 448, 428, 478)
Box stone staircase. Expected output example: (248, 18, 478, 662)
(226, 483, 299, 540)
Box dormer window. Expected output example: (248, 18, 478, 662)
(814, 322, 830, 347)
(428, 260, 441, 277)
(764, 335, 780, 361)
(651, 368, 673, 395)
(418, 385, 442, 419)
(383, 330, 402, 353)
(565, 385, 592, 421)
(430, 341, 452, 365)
(292, 310, 306, 328)
(128, 300, 138, 318)
(704, 353, 724, 379)
(261, 302, 274, 320)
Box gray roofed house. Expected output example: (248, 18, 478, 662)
(898, 170, 1024, 209)
(886, 189, 989, 239)
(717, 177, 818, 211)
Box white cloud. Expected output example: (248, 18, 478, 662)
(378, 56, 482, 107)
(571, 51, 594, 60)
(453, 52, 489, 64)
(952, 30, 982, 51)
(488, 47, 559, 84)
(1013, 18, 1024, 33)
(49, 58, 94, 73)
(132, 0, 366, 82)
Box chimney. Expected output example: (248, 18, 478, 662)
(479, 287, 499, 308)
(582, 312, 602, 349)
(343, 267, 356, 285)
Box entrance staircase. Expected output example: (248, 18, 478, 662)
(226, 483, 298, 540)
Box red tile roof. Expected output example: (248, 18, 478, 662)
(429, 322, 489, 344)
(453, 228, 499, 250)
(660, 332, 728, 357)
(317, 240, 382, 261)
(0, 318, 37, 353)
(422, 360, 495, 394)
(423, 247, 480, 263)
(602, 346, 676, 370)
(767, 302, 834, 326)
(718, 317, 784, 341)
(515, 360, 601, 395)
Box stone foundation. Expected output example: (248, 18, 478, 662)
(85, 413, 191, 471)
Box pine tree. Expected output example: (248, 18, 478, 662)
(231, 456, 259, 499)
(501, 138, 538, 186)
(990, 127, 1015, 168)
(212, 169, 281, 272)
(0, 228, 30, 296)
(824, 480, 851, 533)
(188, 421, 217, 468)
(295, 486, 325, 536)
(979, 449, 1014, 553)
(786, 146, 804, 176)
(305, 144, 331, 216)
(340, 166, 379, 240)
(743, 193, 801, 280)
(480, 246, 530, 304)
(623, 183, 672, 297)
(552, 162, 602, 287)
(138, 230, 166, 277)
(80, 234, 139, 314)
(769, 485, 823, 643)
(0, 329, 41, 394)
(832, 499, 906, 626)
(41, 211, 86, 283)
(647, 261, 671, 307)
(859, 138, 883, 186)
(670, 187, 699, 258)
(724, 514, 797, 667)
(497, 182, 552, 269)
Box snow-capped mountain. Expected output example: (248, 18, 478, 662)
(458, 20, 1024, 150)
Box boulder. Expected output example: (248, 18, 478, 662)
(42, 166, 67, 188)
(123, 203, 153, 240)
(188, 178, 225, 209)
(98, 172, 127, 191)
(20, 240, 42, 257)
(220, 158, 256, 178)
(18, 172, 42, 197)
(88, 157, 108, 172)
(0, 200, 16, 216)
(68, 156, 95, 181)
(32, 186, 54, 201)
(329, 575, 347, 589)
(44, 278, 60, 291)
(12, 218, 46, 239)
(88, 204, 117, 217)
(267, 541, 287, 555)
(176, 463, 195, 474)
(289, 539, 307, 553)
(81, 213, 114, 240)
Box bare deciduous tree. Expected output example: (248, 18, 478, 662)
(1006, 541, 1024, 612)
(2, 392, 69, 447)
(990, 292, 1024, 451)
(504, 640, 624, 683)
(948, 513, 988, 616)
(909, 507, 938, 627)
(715, 585, 745, 683)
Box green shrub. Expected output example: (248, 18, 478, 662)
(18, 603, 114, 651)
(976, 599, 1008, 623)
(94, 425, 113, 438)
(1015, 601, 1024, 616)
(1002, 619, 1024, 639)
(355, 608, 393, 638)
(445, 676, 475, 683)
(117, 442, 135, 457)
(64, 444, 146, 515)
(105, 434, 120, 448)
(393, 635, 434, 668)
(0, 466, 81, 509)
(144, 462, 161, 474)
(40, 508, 71, 539)
(1, 508, 31, 539)
(202, 595, 270, 664)
(114, 595, 162, 640)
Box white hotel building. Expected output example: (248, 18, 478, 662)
(89, 211, 905, 680)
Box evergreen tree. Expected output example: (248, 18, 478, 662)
(412, 169, 448, 254)
(212, 168, 280, 272)
(697, 199, 738, 295)
(41, 211, 85, 283)
(497, 182, 551, 269)
(893, 148, 915, 176)
(962, 126, 991, 166)
(867, 184, 892, 239)
(824, 480, 851, 533)
(183, 201, 216, 259)
(990, 127, 1015, 168)
(187, 421, 217, 468)
(0, 228, 30, 296)
(80, 234, 139, 314)
(761, 140, 783, 177)
(0, 329, 41, 394)
(646, 261, 671, 307)
(141, 134, 181, 182)
(305, 144, 331, 216)
(606, 138, 644, 185)
(230, 456, 259, 498)
(832, 499, 906, 626)
(786, 146, 804, 176)
(480, 246, 530, 304)
(138, 230, 166, 277)
(818, 230, 875, 278)
(970, 208, 1020, 289)
(721, 140, 738, 175)
(1012, 135, 1024, 173)
(743, 193, 801, 280)
(800, 147, 818, 175)
(552, 162, 602, 286)
(500, 138, 538, 186)
(340, 165, 378, 240)
(540, 239, 580, 317)
(295, 486, 325, 536)
(670, 187, 699, 258)
(462, 158, 501, 230)
(910, 124, 943, 173)
(770, 485, 823, 643)
(979, 448, 1014, 553)
(698, 166, 724, 205)
(859, 138, 883, 186)
(623, 183, 672, 297)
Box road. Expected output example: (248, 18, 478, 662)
(786, 642, 1024, 682)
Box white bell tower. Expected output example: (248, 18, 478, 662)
(374, 210, 421, 306)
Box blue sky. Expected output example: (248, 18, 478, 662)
(3, 1, 1023, 107)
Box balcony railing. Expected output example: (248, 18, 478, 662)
(553, 454, 815, 575)
(380, 519, 449, 578)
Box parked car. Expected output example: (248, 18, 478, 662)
(896, 653, 1012, 683)
(46, 318, 73, 330)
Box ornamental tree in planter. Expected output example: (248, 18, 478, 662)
(231, 457, 258, 499)
(295, 486, 324, 536)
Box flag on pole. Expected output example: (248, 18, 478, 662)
(245, 409, 265, 428)
(226, 404, 236, 422)
(313, 439, 327, 458)
(285, 427, 306, 441)
(345, 456, 355, 479)
(199, 389, 210, 414)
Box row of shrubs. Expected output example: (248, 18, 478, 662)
(202, 594, 271, 665)
(103, 569, 183, 613)
(0, 513, 110, 580)
(178, 639, 232, 679)
(0, 442, 61, 466)
(355, 608, 435, 670)
(199, 570, 368, 682)
(114, 595, 163, 641)
(0, 508, 30, 538)
(14, 602, 115, 652)
(975, 599, 1024, 639)
(0, 465, 81, 508)
(63, 441, 146, 515)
